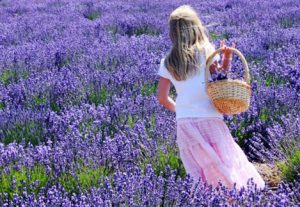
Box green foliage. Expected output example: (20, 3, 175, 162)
(88, 86, 108, 106)
(150, 113, 155, 130)
(139, 144, 186, 178)
(126, 26, 160, 37)
(144, 113, 156, 139)
(0, 164, 48, 199)
(279, 17, 296, 28)
(0, 102, 5, 110)
(84, 11, 100, 20)
(221, 32, 229, 40)
(259, 107, 269, 122)
(33, 95, 47, 105)
(141, 83, 157, 96)
(0, 69, 28, 85)
(210, 33, 229, 41)
(278, 132, 300, 159)
(59, 164, 111, 194)
(0, 163, 113, 197)
(2, 121, 44, 146)
(107, 24, 159, 37)
(79, 118, 103, 137)
(127, 114, 136, 128)
(50, 99, 60, 112)
(79, 119, 93, 133)
(265, 73, 288, 87)
(210, 33, 218, 41)
(277, 150, 300, 182)
(229, 117, 253, 148)
(258, 105, 289, 126)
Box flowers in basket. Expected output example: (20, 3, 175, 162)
(208, 70, 228, 82)
(208, 69, 245, 83)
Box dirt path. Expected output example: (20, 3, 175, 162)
(252, 162, 283, 190)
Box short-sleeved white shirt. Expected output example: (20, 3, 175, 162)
(157, 49, 224, 120)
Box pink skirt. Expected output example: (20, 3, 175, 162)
(176, 117, 265, 191)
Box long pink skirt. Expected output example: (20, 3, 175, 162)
(176, 117, 265, 191)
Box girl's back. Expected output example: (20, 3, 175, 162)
(158, 46, 223, 120)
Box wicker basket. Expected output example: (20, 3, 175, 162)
(205, 47, 251, 115)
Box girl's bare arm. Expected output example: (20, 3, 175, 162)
(209, 54, 233, 74)
(157, 77, 176, 112)
(220, 55, 232, 73)
(209, 41, 235, 74)
(220, 41, 235, 72)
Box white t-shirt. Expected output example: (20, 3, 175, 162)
(157, 50, 224, 120)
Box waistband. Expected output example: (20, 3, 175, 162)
(176, 117, 224, 124)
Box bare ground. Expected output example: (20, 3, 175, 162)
(252, 162, 283, 190)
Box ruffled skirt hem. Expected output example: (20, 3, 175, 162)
(176, 117, 265, 191)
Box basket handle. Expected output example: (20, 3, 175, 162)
(205, 47, 251, 86)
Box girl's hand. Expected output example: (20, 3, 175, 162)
(220, 40, 236, 58)
(220, 40, 236, 72)
(157, 77, 176, 112)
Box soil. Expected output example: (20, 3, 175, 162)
(252, 162, 283, 190)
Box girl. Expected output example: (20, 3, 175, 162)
(157, 5, 265, 191)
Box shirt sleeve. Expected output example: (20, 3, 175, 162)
(157, 58, 171, 79)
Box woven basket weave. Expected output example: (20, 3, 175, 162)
(205, 47, 251, 115)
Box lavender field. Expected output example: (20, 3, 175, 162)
(0, 0, 299, 206)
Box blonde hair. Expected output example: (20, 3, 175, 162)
(165, 5, 217, 81)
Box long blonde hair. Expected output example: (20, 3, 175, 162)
(165, 5, 216, 81)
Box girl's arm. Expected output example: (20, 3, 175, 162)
(220, 54, 232, 73)
(209, 41, 235, 74)
(220, 41, 235, 72)
(157, 77, 176, 112)
(209, 54, 233, 75)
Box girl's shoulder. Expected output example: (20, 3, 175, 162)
(157, 57, 172, 80)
